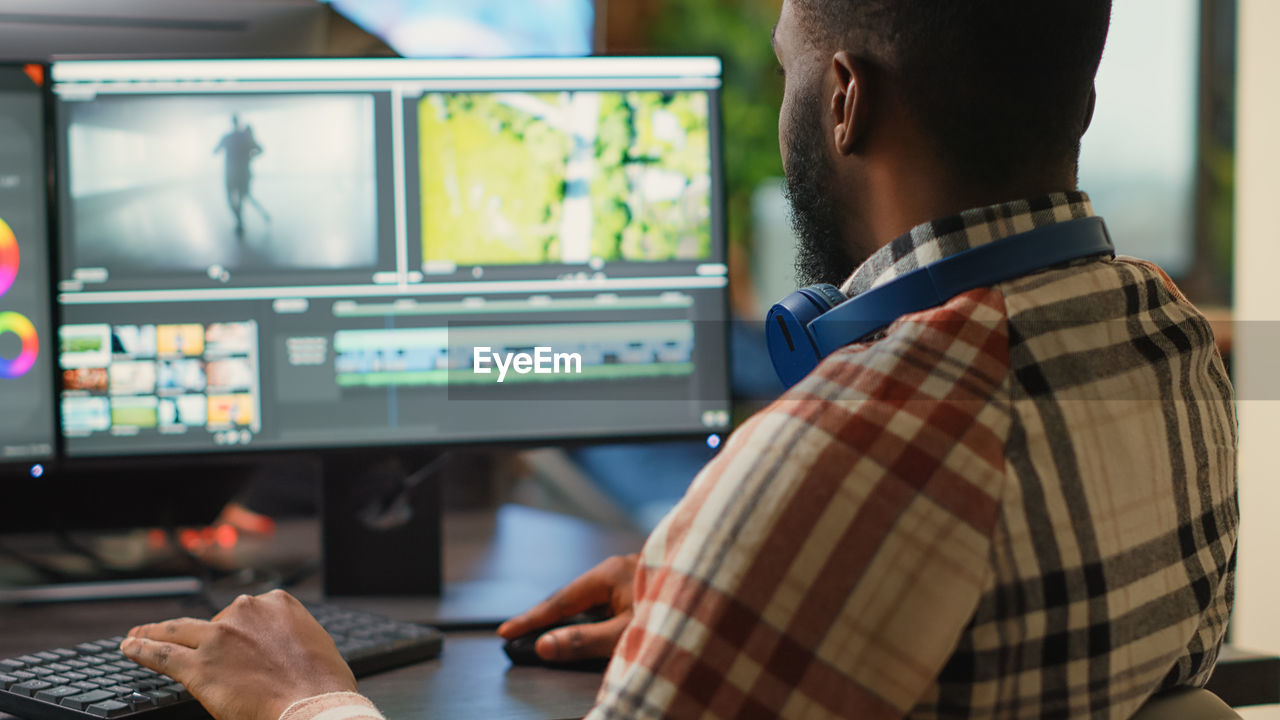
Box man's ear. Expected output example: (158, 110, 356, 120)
(1082, 84, 1098, 135)
(830, 51, 869, 156)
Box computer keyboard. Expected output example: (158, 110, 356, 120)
(0, 604, 443, 720)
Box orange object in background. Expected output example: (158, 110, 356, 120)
(22, 64, 43, 86)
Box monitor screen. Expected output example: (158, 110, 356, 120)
(0, 63, 56, 467)
(50, 57, 730, 459)
(324, 0, 596, 58)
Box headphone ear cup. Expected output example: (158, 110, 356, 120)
(766, 285, 847, 389)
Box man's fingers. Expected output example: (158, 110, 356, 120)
(498, 554, 639, 640)
(129, 618, 213, 649)
(535, 614, 631, 662)
(499, 582, 606, 639)
(120, 637, 195, 681)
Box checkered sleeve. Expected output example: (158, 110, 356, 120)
(587, 289, 1014, 719)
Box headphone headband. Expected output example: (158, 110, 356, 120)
(766, 217, 1114, 388)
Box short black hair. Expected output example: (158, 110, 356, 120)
(795, 0, 1112, 188)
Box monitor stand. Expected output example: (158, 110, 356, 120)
(320, 452, 443, 598)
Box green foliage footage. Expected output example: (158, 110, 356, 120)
(419, 91, 712, 266)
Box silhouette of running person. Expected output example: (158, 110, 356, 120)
(213, 114, 263, 237)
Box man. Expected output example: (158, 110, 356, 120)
(213, 114, 264, 237)
(121, 1, 1237, 718)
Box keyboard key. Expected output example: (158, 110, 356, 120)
(52, 649, 78, 659)
(0, 659, 26, 671)
(86, 699, 132, 718)
(75, 643, 101, 654)
(63, 659, 88, 669)
(10, 671, 35, 681)
(72, 681, 100, 691)
(34, 652, 61, 662)
(16, 655, 43, 666)
(35, 686, 83, 704)
(10, 679, 53, 697)
(60, 689, 116, 710)
(0, 674, 18, 690)
(62, 671, 88, 681)
(143, 689, 177, 706)
(121, 691, 155, 707)
(133, 678, 165, 691)
(163, 683, 192, 701)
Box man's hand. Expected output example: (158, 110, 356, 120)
(120, 590, 357, 720)
(497, 554, 638, 662)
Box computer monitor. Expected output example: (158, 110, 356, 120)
(0, 63, 57, 476)
(48, 57, 730, 598)
(50, 55, 729, 458)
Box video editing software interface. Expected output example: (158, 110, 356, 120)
(51, 58, 731, 457)
(0, 64, 56, 465)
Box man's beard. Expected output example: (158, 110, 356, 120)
(783, 87, 864, 288)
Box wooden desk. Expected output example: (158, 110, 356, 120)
(0, 505, 635, 720)
(1, 505, 1276, 717)
(365, 633, 602, 720)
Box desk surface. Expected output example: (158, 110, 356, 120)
(0, 505, 637, 720)
(1, 506, 1276, 718)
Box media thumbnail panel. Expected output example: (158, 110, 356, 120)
(409, 88, 722, 278)
(59, 315, 263, 455)
(56, 286, 730, 457)
(55, 91, 398, 292)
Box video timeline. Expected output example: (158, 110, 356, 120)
(332, 321, 695, 388)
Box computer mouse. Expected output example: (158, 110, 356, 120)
(502, 608, 614, 672)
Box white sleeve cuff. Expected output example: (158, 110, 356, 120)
(278, 691, 384, 720)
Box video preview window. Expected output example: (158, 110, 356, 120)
(419, 90, 713, 267)
(64, 94, 378, 278)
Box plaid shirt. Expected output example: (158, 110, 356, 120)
(587, 192, 1238, 719)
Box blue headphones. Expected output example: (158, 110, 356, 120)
(766, 217, 1114, 388)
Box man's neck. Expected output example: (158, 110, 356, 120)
(858, 158, 1077, 257)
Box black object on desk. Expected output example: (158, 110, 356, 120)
(503, 608, 613, 673)
(1206, 646, 1280, 708)
(0, 604, 442, 720)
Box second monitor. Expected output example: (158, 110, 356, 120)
(50, 57, 731, 459)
